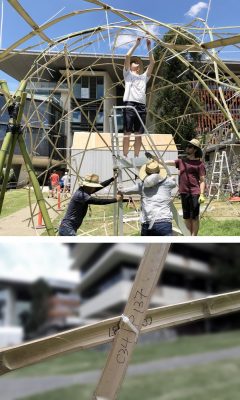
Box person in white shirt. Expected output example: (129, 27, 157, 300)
(119, 159, 176, 236)
(123, 37, 155, 158)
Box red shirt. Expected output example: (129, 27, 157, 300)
(50, 173, 59, 186)
(175, 159, 206, 195)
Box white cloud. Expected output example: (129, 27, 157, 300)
(186, 2, 208, 17)
(0, 243, 79, 283)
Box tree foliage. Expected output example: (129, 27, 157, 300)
(21, 279, 51, 338)
(212, 244, 240, 291)
(151, 28, 203, 150)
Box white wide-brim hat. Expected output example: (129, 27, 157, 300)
(139, 160, 167, 182)
(81, 174, 103, 188)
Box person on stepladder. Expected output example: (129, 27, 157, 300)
(160, 139, 206, 236)
(122, 37, 155, 161)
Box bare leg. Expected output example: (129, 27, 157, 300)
(191, 218, 200, 236)
(134, 132, 142, 157)
(123, 133, 131, 157)
(184, 219, 192, 235)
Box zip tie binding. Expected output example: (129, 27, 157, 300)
(121, 314, 139, 337)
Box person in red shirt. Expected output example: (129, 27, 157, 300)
(50, 170, 59, 198)
(164, 139, 206, 236)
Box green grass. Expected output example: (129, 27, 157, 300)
(20, 357, 240, 400)
(2, 190, 239, 236)
(0, 188, 48, 218)
(0, 189, 31, 218)
(199, 218, 240, 236)
(47, 202, 140, 236)
(8, 330, 240, 400)
(9, 329, 240, 378)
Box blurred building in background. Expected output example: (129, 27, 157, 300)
(0, 276, 80, 347)
(70, 243, 235, 334)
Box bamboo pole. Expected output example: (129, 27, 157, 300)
(202, 34, 240, 50)
(0, 79, 55, 234)
(0, 289, 240, 376)
(17, 134, 55, 236)
(93, 243, 170, 399)
(0, 134, 18, 213)
(7, 0, 53, 44)
(0, 131, 12, 181)
(0, 81, 12, 178)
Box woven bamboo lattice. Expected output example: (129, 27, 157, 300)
(0, 0, 240, 235)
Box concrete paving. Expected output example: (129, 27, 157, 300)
(0, 197, 63, 236)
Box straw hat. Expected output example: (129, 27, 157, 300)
(81, 174, 103, 188)
(188, 138, 201, 149)
(130, 56, 144, 74)
(139, 160, 167, 182)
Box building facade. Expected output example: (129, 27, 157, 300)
(70, 244, 217, 320)
(0, 93, 66, 185)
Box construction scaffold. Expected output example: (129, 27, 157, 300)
(0, 0, 240, 234)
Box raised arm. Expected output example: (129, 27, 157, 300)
(146, 39, 155, 77)
(124, 37, 141, 71)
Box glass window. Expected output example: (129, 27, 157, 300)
(72, 110, 81, 123)
(81, 76, 89, 99)
(96, 111, 104, 124)
(73, 82, 81, 99)
(96, 76, 104, 99)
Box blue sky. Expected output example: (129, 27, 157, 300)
(1, 1, 240, 90)
(0, 243, 79, 283)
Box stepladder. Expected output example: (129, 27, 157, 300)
(109, 105, 189, 236)
(208, 150, 234, 200)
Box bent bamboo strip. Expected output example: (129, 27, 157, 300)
(0, 289, 240, 376)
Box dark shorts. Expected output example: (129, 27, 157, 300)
(141, 221, 172, 236)
(123, 101, 146, 134)
(181, 194, 200, 220)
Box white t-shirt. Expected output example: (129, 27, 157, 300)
(123, 68, 150, 105)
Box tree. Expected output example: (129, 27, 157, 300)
(22, 279, 51, 338)
(212, 244, 240, 291)
(150, 27, 203, 150)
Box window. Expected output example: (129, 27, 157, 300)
(81, 76, 90, 98)
(72, 110, 81, 123)
(96, 76, 104, 99)
(73, 82, 81, 98)
(96, 111, 104, 124)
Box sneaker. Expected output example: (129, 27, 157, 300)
(145, 151, 154, 159)
(120, 155, 132, 168)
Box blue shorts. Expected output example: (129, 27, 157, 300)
(141, 221, 172, 236)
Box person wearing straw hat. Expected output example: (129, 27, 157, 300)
(164, 138, 206, 236)
(59, 173, 122, 236)
(119, 159, 176, 236)
(122, 37, 155, 159)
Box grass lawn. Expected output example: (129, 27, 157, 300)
(0, 189, 32, 218)
(21, 359, 240, 400)
(2, 189, 239, 235)
(199, 218, 240, 236)
(10, 329, 240, 378)
(20, 335, 240, 399)
(0, 188, 49, 219)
